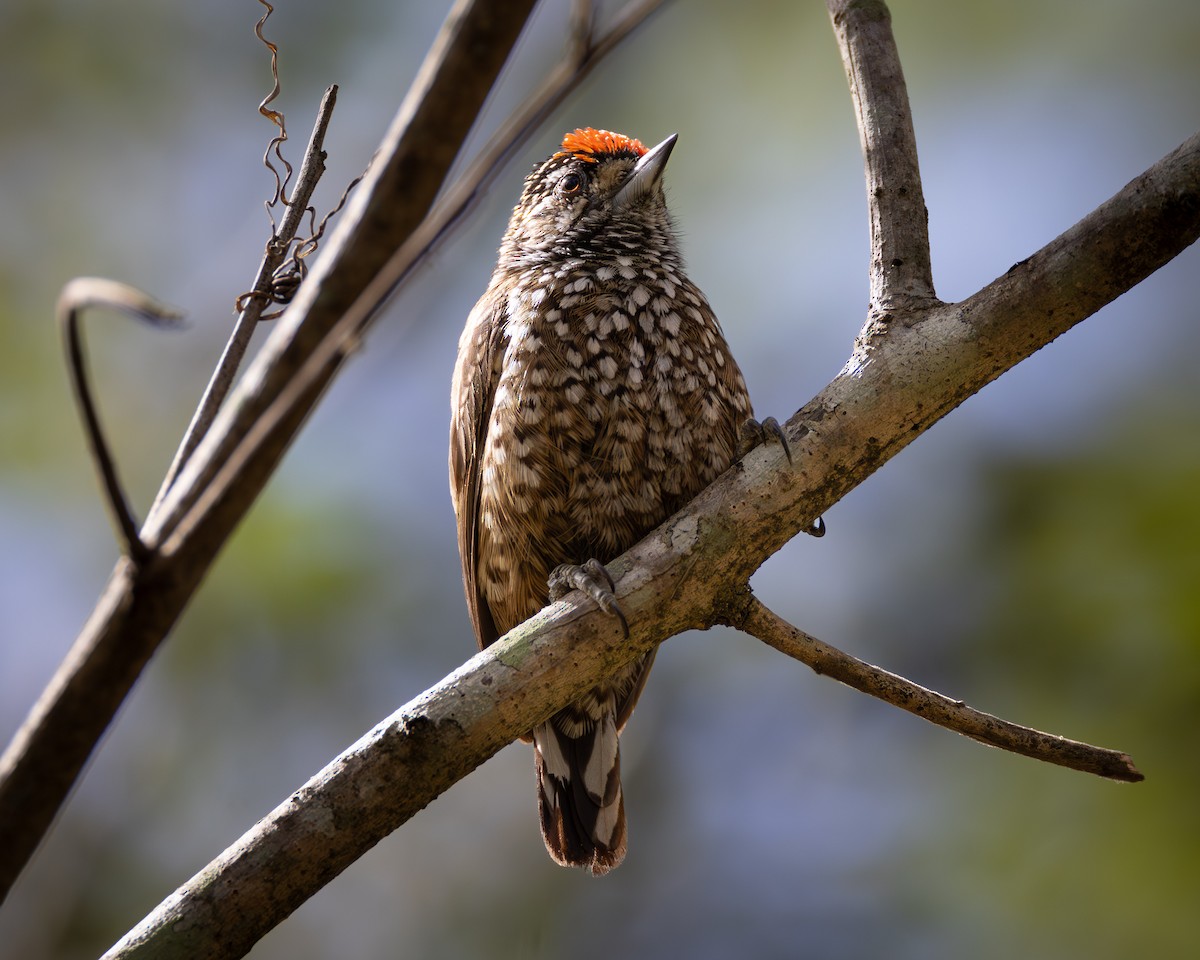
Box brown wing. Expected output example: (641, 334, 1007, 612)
(449, 293, 507, 651)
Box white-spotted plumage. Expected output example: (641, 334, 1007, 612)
(449, 129, 752, 875)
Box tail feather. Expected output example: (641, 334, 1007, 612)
(534, 712, 626, 876)
(531, 652, 654, 875)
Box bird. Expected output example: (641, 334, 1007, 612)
(449, 127, 756, 875)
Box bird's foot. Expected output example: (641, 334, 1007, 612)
(548, 558, 629, 638)
(737, 416, 792, 464)
(737, 417, 826, 538)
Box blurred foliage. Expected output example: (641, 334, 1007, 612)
(0, 1, 1198, 959)
(925, 395, 1200, 959)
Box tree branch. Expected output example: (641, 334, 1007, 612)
(103, 466, 1165, 959)
(738, 597, 1142, 782)
(827, 0, 937, 311)
(103, 595, 657, 960)
(58, 278, 185, 562)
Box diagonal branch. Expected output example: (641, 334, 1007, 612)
(827, 0, 937, 312)
(102, 596, 657, 960)
(58, 278, 185, 562)
(738, 597, 1142, 782)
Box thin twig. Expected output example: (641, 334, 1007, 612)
(287, 166, 366, 281)
(149, 84, 338, 513)
(58, 278, 185, 563)
(827, 0, 937, 312)
(739, 596, 1143, 783)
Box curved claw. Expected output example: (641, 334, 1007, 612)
(548, 558, 629, 637)
(738, 416, 793, 465)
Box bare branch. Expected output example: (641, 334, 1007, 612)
(152, 84, 339, 507)
(738, 597, 1143, 783)
(142, 0, 548, 548)
(827, 0, 937, 312)
(568, 0, 595, 62)
(102, 568, 1149, 956)
(57, 278, 185, 562)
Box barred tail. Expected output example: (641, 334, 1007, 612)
(533, 711, 626, 876)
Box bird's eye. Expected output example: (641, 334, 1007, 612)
(558, 172, 583, 196)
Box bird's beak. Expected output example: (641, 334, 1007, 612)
(613, 133, 678, 211)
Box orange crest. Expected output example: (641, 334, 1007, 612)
(557, 128, 647, 164)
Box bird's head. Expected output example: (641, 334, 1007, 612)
(498, 128, 680, 268)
